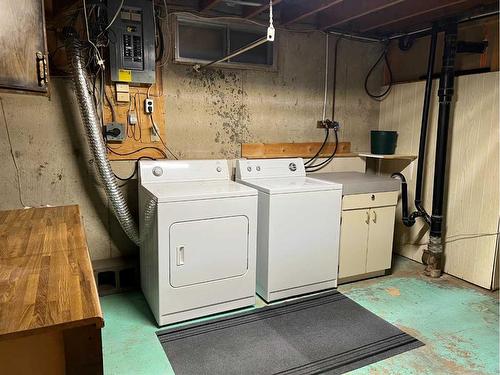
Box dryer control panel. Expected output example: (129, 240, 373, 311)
(139, 160, 230, 183)
(236, 158, 306, 180)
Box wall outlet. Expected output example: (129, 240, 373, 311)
(105, 122, 125, 142)
(144, 99, 154, 114)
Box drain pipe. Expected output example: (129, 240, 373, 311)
(64, 29, 141, 246)
(392, 24, 438, 227)
(423, 22, 458, 278)
(413, 24, 438, 225)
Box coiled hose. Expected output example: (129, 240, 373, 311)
(65, 31, 141, 246)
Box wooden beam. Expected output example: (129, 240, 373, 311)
(241, 142, 352, 159)
(199, 0, 223, 12)
(375, 0, 496, 34)
(281, 0, 343, 25)
(244, 0, 283, 19)
(359, 0, 487, 33)
(318, 0, 406, 30)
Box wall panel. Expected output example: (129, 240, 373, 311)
(379, 72, 499, 289)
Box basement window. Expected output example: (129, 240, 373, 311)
(174, 15, 275, 70)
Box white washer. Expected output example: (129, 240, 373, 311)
(139, 160, 258, 326)
(236, 158, 342, 302)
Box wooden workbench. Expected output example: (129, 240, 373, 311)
(0, 205, 104, 375)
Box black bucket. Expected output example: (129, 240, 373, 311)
(371, 130, 398, 155)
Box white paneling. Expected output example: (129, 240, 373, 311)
(379, 72, 499, 289)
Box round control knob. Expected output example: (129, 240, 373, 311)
(256, 166, 261, 171)
(152, 166, 163, 177)
(247, 166, 252, 172)
(289, 162, 297, 172)
(216, 166, 222, 172)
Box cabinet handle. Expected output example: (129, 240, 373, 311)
(372, 210, 377, 223)
(365, 211, 370, 224)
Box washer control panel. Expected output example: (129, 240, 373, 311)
(236, 158, 306, 180)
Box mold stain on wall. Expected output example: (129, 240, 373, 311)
(184, 68, 251, 158)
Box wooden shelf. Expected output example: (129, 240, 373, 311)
(241, 142, 353, 159)
(357, 153, 417, 161)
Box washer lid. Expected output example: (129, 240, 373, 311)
(238, 177, 342, 194)
(143, 180, 257, 203)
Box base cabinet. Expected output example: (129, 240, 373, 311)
(338, 192, 397, 282)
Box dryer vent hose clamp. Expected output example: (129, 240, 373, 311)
(64, 30, 141, 246)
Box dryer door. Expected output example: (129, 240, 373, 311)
(169, 216, 249, 287)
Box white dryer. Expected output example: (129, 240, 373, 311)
(236, 158, 342, 302)
(139, 160, 258, 326)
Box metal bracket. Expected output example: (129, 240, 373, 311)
(36, 51, 48, 88)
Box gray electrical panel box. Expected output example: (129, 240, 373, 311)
(108, 0, 155, 84)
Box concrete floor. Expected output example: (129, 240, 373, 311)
(100, 256, 499, 374)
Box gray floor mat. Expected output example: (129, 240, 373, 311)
(157, 290, 423, 375)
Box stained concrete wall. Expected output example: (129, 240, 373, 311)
(0, 30, 382, 260)
(164, 31, 382, 159)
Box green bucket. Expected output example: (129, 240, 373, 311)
(371, 130, 398, 155)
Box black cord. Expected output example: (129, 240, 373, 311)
(113, 156, 155, 181)
(364, 42, 393, 101)
(304, 128, 329, 166)
(155, 16, 165, 63)
(107, 146, 168, 159)
(305, 129, 339, 172)
(104, 88, 116, 122)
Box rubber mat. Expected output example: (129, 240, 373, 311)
(157, 290, 423, 375)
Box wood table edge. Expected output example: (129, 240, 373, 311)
(0, 316, 104, 342)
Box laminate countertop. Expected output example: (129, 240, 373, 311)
(310, 172, 400, 195)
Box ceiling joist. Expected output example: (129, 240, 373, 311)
(187, 0, 497, 38)
(359, 0, 475, 32)
(281, 0, 343, 25)
(375, 0, 497, 34)
(318, 0, 406, 30)
(243, 0, 283, 19)
(199, 0, 223, 12)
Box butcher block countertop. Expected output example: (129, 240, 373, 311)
(0, 205, 103, 341)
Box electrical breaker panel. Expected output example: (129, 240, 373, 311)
(108, 0, 155, 84)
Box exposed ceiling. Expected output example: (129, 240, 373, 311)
(194, 0, 499, 38)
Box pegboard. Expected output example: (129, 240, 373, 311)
(103, 69, 168, 160)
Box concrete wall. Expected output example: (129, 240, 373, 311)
(164, 31, 382, 159)
(0, 30, 382, 260)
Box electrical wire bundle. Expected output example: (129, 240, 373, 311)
(78, 0, 177, 167)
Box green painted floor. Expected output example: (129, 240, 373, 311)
(100, 256, 499, 374)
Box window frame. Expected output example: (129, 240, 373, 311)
(173, 15, 278, 72)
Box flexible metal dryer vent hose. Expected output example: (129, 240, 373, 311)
(64, 32, 141, 246)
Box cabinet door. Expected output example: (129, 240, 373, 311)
(0, 0, 48, 93)
(338, 209, 370, 278)
(366, 206, 396, 273)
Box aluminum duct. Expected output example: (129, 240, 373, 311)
(65, 31, 140, 246)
